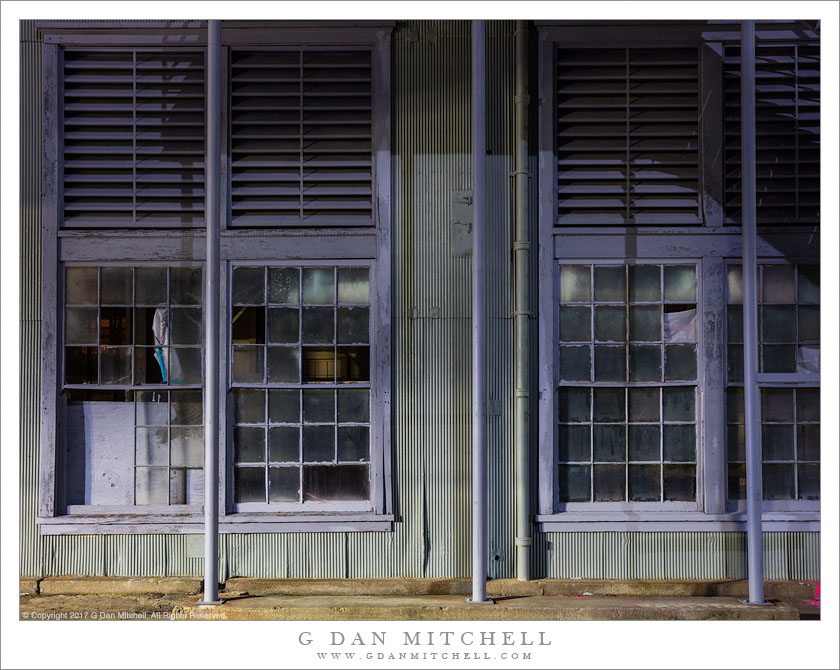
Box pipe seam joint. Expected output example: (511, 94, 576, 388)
(509, 169, 532, 178)
(514, 94, 530, 105)
(515, 537, 532, 547)
(511, 309, 534, 319)
(513, 241, 531, 251)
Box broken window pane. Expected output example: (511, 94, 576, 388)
(663, 308, 696, 343)
(728, 463, 746, 500)
(336, 347, 370, 382)
(65, 346, 98, 384)
(302, 347, 335, 383)
(232, 306, 265, 345)
(559, 265, 590, 303)
(100, 307, 132, 345)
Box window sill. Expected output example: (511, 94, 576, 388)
(536, 511, 820, 532)
(37, 512, 394, 535)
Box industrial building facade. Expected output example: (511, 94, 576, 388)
(20, 20, 819, 581)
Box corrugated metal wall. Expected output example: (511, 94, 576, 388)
(19, 19, 819, 581)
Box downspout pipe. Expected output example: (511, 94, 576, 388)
(740, 20, 767, 606)
(468, 19, 493, 605)
(513, 20, 532, 582)
(199, 19, 223, 606)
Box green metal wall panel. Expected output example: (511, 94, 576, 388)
(18, 19, 819, 582)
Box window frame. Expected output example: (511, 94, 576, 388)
(38, 22, 394, 534)
(536, 22, 819, 532)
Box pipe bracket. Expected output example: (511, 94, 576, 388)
(514, 94, 530, 105)
(509, 169, 532, 178)
(515, 537, 532, 547)
(511, 309, 535, 319)
(513, 241, 531, 251)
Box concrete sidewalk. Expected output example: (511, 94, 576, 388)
(176, 593, 797, 621)
(20, 577, 816, 621)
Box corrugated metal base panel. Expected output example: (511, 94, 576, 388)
(540, 532, 819, 581)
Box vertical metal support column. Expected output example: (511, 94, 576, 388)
(200, 19, 223, 606)
(740, 20, 767, 606)
(513, 20, 532, 582)
(468, 19, 492, 605)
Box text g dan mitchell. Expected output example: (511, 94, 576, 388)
(298, 631, 552, 647)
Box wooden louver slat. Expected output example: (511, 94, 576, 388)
(723, 42, 820, 226)
(230, 48, 374, 227)
(61, 49, 206, 228)
(556, 47, 701, 226)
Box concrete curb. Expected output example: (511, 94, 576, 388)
(37, 576, 202, 595)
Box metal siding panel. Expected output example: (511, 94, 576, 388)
(42, 535, 106, 576)
(20, 32, 44, 578)
(543, 532, 819, 580)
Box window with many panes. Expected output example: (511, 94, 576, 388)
(725, 262, 820, 508)
(555, 262, 699, 507)
(229, 263, 375, 510)
(61, 265, 204, 509)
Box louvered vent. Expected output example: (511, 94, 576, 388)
(556, 48, 701, 226)
(723, 42, 820, 225)
(230, 48, 373, 227)
(62, 50, 205, 228)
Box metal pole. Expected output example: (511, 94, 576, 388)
(740, 20, 766, 606)
(468, 19, 492, 605)
(200, 19, 222, 606)
(513, 20, 532, 582)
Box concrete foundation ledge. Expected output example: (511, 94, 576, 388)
(37, 576, 202, 595)
(174, 595, 799, 621)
